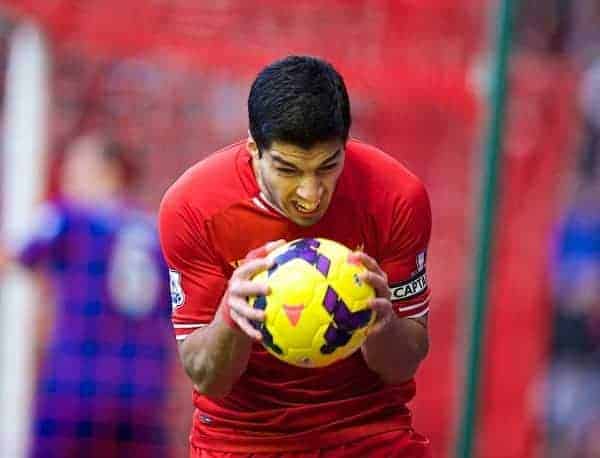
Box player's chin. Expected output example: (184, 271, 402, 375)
(290, 213, 324, 227)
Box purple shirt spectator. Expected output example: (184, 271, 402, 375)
(19, 199, 175, 458)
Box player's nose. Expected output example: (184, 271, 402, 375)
(296, 177, 323, 204)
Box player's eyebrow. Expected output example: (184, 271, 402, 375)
(319, 149, 342, 166)
(269, 148, 342, 169)
(269, 153, 300, 169)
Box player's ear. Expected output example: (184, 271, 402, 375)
(247, 134, 260, 160)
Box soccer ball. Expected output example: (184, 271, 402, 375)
(249, 238, 376, 368)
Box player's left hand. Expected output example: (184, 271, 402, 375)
(349, 251, 394, 336)
(0, 246, 12, 273)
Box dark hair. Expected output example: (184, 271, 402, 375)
(248, 55, 351, 153)
(100, 138, 140, 189)
(67, 132, 140, 189)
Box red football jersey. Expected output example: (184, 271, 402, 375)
(159, 139, 432, 452)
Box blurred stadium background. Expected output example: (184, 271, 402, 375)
(0, 1, 598, 457)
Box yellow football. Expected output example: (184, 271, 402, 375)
(249, 237, 376, 367)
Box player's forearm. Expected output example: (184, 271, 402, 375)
(361, 317, 429, 384)
(179, 315, 253, 398)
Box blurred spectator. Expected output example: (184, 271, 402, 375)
(579, 58, 600, 180)
(543, 177, 600, 458)
(0, 133, 176, 457)
(566, 1, 600, 65)
(516, 0, 572, 54)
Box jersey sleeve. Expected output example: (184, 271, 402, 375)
(158, 193, 227, 341)
(15, 202, 67, 268)
(380, 182, 432, 319)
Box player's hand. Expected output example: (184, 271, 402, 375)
(0, 246, 12, 273)
(349, 251, 394, 336)
(221, 239, 286, 340)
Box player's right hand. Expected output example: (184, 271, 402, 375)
(220, 240, 286, 340)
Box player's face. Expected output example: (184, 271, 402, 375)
(250, 138, 345, 227)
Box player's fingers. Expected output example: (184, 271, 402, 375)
(369, 297, 393, 319)
(245, 239, 286, 261)
(348, 251, 387, 282)
(232, 257, 274, 280)
(266, 239, 287, 252)
(230, 309, 263, 340)
(359, 271, 391, 300)
(366, 298, 393, 335)
(228, 295, 265, 322)
(228, 279, 270, 298)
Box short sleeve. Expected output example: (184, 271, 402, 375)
(158, 195, 227, 341)
(380, 182, 432, 319)
(16, 202, 67, 268)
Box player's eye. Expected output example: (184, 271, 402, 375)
(317, 163, 339, 174)
(276, 167, 299, 176)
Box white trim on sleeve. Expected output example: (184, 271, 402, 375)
(408, 307, 429, 318)
(173, 323, 209, 329)
(396, 295, 431, 312)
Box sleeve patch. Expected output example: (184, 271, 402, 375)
(389, 272, 428, 301)
(169, 269, 186, 309)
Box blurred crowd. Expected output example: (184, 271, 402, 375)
(517, 4, 600, 455)
(540, 62, 600, 457)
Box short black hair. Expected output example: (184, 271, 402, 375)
(248, 55, 351, 152)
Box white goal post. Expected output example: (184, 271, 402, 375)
(0, 22, 49, 458)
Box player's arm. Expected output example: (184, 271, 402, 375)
(355, 252, 429, 384)
(0, 202, 66, 272)
(178, 317, 253, 398)
(159, 191, 282, 397)
(359, 181, 432, 384)
(177, 247, 280, 398)
(363, 316, 428, 385)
